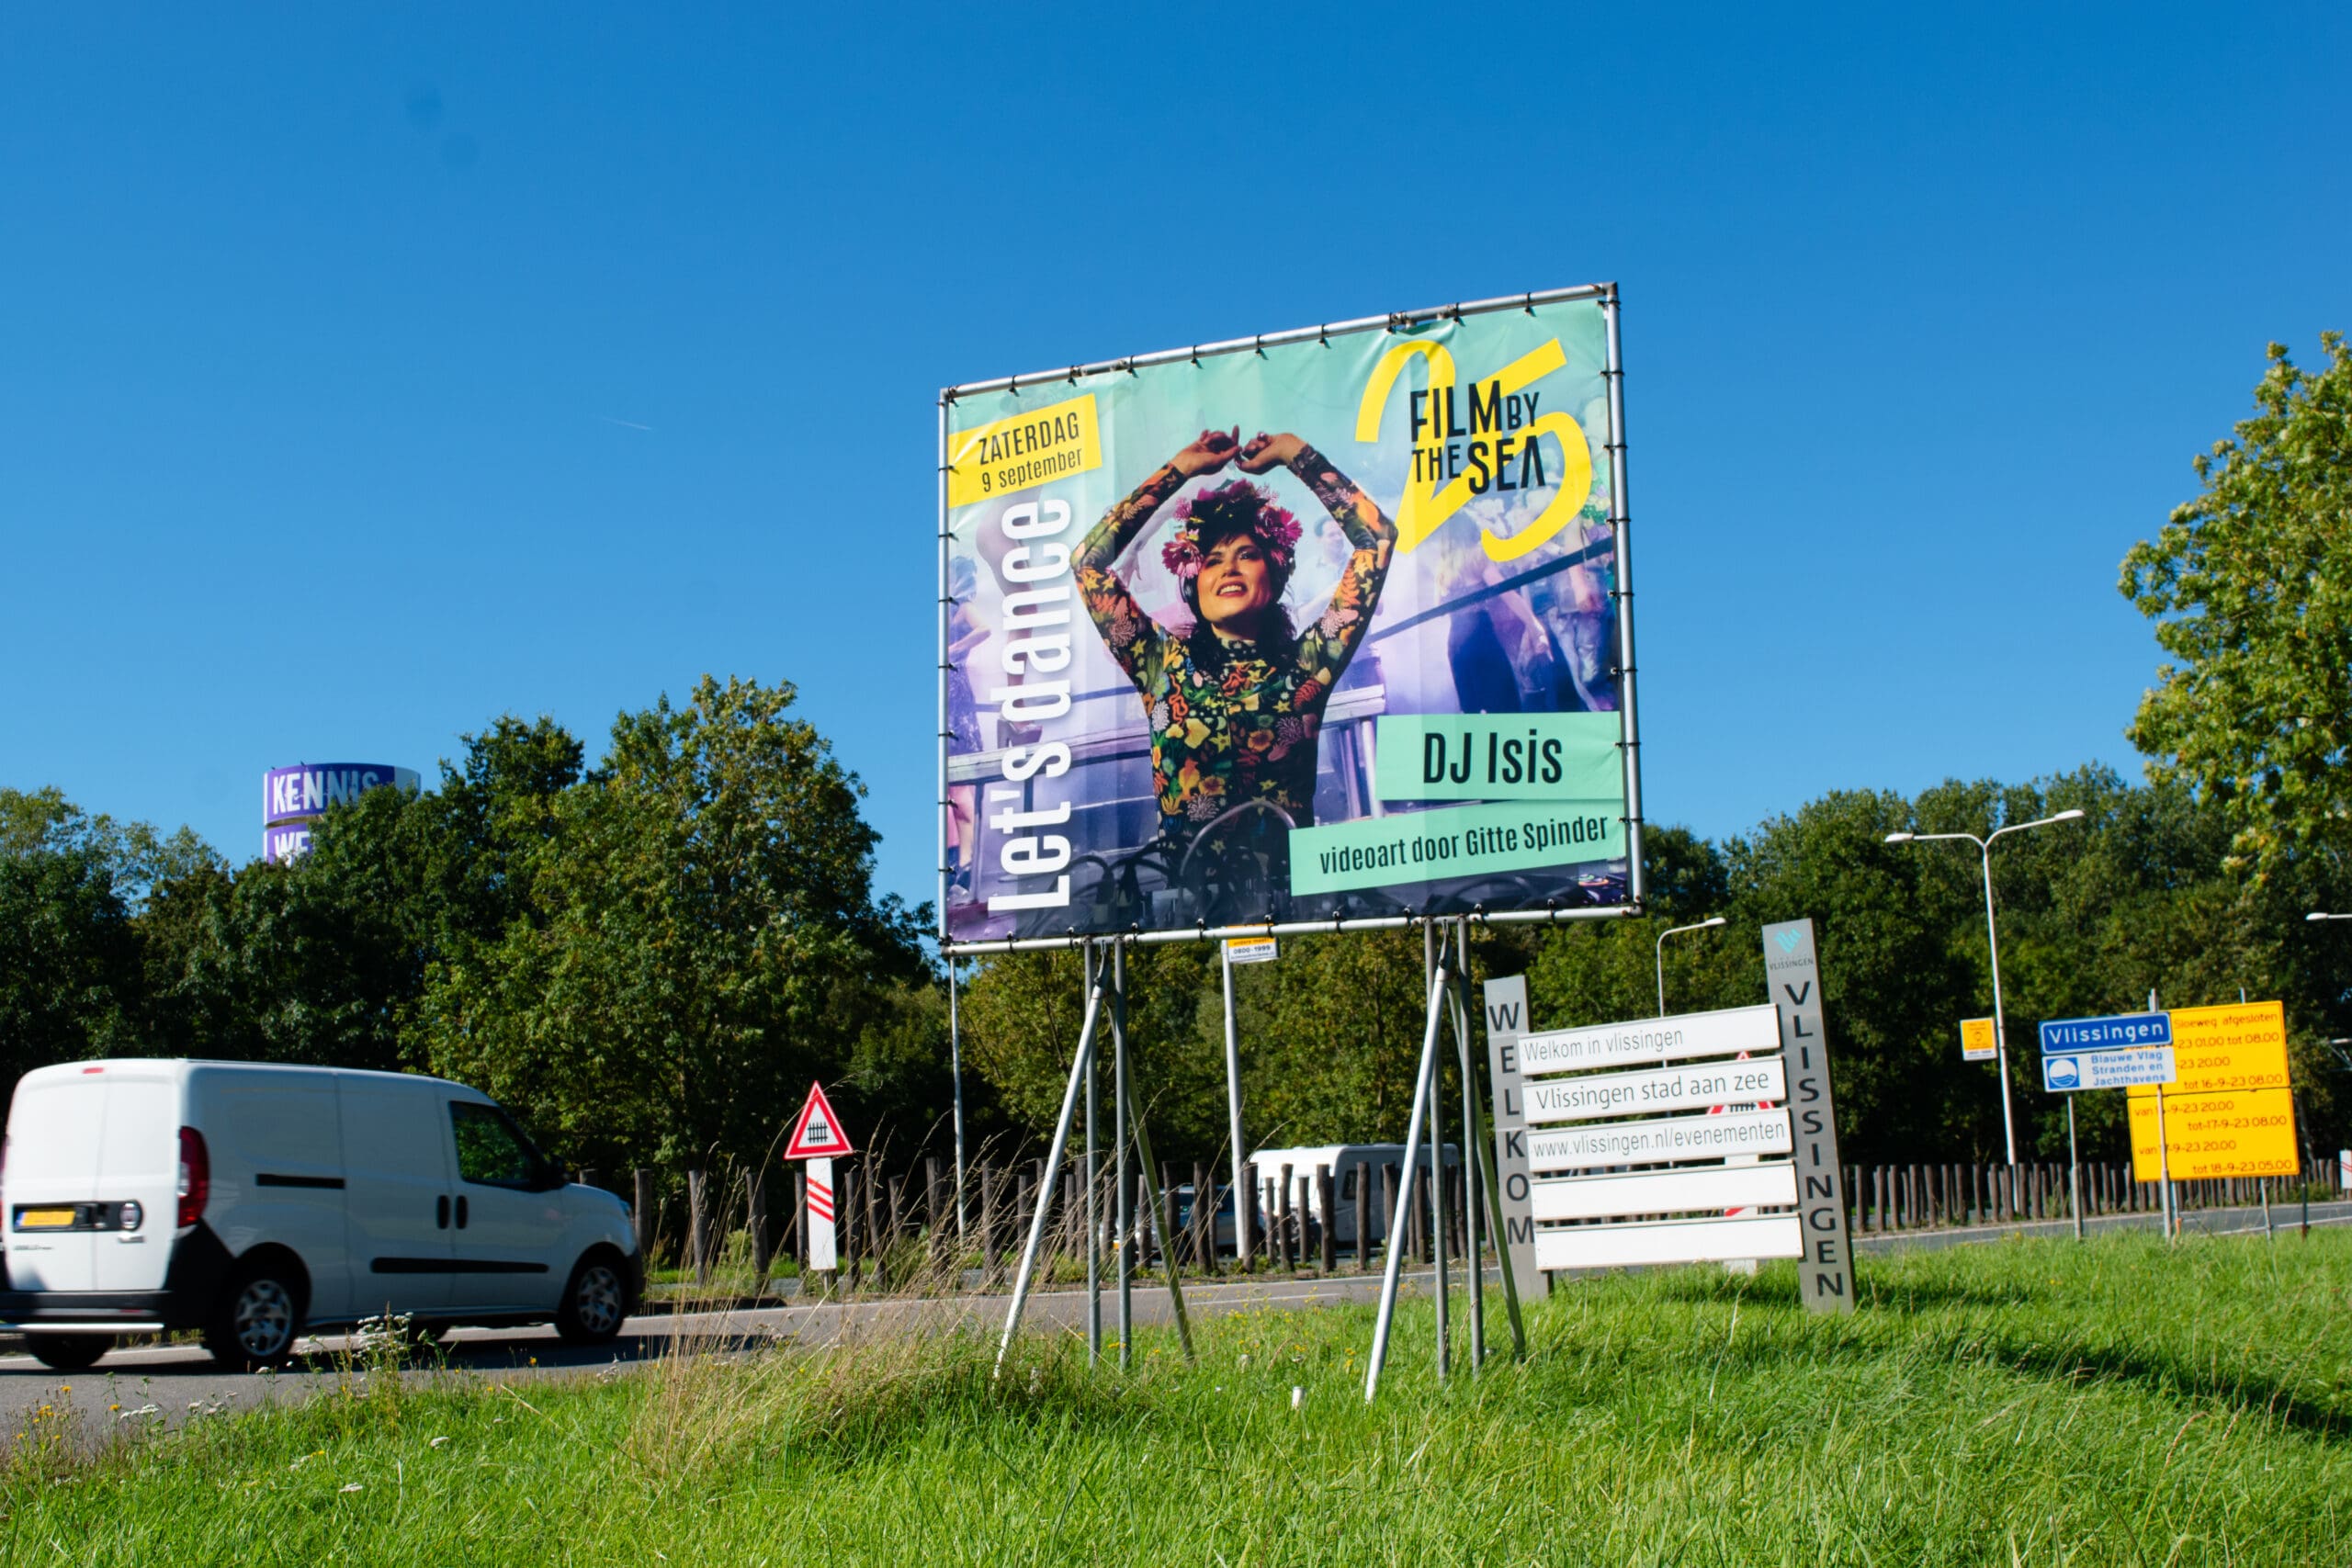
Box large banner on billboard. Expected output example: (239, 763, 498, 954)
(941, 289, 1634, 944)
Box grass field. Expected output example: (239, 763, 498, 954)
(6, 1230, 2349, 1565)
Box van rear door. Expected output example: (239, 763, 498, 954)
(4, 1070, 110, 1292)
(90, 1069, 178, 1292)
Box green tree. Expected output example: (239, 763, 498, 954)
(424, 677, 927, 1172)
(138, 783, 431, 1070)
(0, 833, 142, 1077)
(2121, 333, 2352, 881)
(1, 786, 216, 1076)
(956, 943, 1224, 1160)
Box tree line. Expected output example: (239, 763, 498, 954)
(958, 767, 2352, 1169)
(6, 336, 2349, 1177)
(1, 676, 944, 1179)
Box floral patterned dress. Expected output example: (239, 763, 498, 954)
(1078, 443, 1396, 841)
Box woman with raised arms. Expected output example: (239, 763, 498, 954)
(1077, 428, 1399, 881)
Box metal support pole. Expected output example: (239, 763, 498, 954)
(2157, 1090, 2175, 1242)
(1424, 922, 1450, 1382)
(2150, 987, 2174, 1242)
(1120, 1063, 1194, 1361)
(1363, 960, 1451, 1403)
(1114, 939, 1131, 1369)
(1600, 286, 1647, 908)
(1221, 939, 1248, 1270)
(2066, 1096, 2084, 1242)
(1085, 942, 1101, 1361)
(1981, 840, 2018, 1168)
(1453, 919, 1484, 1371)
(995, 982, 1104, 1371)
(948, 956, 967, 1238)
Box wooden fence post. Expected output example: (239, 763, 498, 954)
(686, 1168, 710, 1284)
(1353, 1160, 1373, 1272)
(1160, 1163, 1179, 1276)
(1317, 1164, 1338, 1273)
(1381, 1161, 1401, 1267)
(632, 1168, 655, 1263)
(749, 1172, 772, 1284)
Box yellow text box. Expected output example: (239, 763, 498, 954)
(2128, 999, 2290, 1099)
(1959, 1017, 1996, 1061)
(2129, 1086, 2299, 1180)
(946, 393, 1101, 509)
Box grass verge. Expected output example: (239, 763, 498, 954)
(5, 1229, 2349, 1564)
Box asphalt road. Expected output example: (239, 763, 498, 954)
(9, 1200, 2348, 1450)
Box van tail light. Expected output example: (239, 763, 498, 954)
(177, 1126, 209, 1229)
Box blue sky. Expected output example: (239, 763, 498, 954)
(5, 4, 2346, 918)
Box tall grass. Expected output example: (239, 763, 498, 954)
(6, 1230, 2349, 1564)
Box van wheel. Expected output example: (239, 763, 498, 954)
(24, 1334, 110, 1371)
(554, 1251, 628, 1345)
(205, 1260, 305, 1371)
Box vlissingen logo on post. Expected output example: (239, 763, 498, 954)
(1774, 929, 1803, 955)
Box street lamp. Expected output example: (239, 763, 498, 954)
(1656, 916, 1727, 1016)
(1883, 807, 2086, 1165)
(2307, 912, 2352, 922)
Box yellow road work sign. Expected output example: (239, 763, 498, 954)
(2129, 1000, 2289, 1099)
(2129, 1086, 2299, 1180)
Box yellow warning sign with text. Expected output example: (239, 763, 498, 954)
(2129, 1000, 2290, 1099)
(946, 392, 1102, 509)
(2129, 1086, 2298, 1180)
(1959, 1017, 1996, 1062)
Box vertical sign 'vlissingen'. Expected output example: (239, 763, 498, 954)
(1761, 918, 1854, 1314)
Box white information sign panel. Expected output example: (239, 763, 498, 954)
(1225, 936, 1278, 965)
(1536, 1213, 1804, 1271)
(1526, 1107, 1792, 1174)
(1522, 1056, 1788, 1125)
(2044, 1045, 2176, 1093)
(1517, 1003, 1781, 1078)
(1532, 1162, 1798, 1223)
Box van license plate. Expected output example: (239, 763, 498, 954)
(14, 1208, 77, 1230)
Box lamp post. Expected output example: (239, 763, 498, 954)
(2307, 912, 2352, 922)
(1656, 917, 1727, 1016)
(1883, 808, 2085, 1166)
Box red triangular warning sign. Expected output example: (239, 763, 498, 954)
(784, 1081, 855, 1159)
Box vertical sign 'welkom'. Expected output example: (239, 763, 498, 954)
(1480, 976, 1539, 1289)
(1761, 918, 1854, 1312)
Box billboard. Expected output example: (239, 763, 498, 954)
(939, 287, 1638, 945)
(261, 762, 420, 862)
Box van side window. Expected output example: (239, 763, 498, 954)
(449, 1101, 549, 1190)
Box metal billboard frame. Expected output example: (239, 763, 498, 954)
(936, 280, 1645, 955)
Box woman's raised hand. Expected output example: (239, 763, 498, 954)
(1236, 431, 1306, 474)
(1171, 427, 1240, 478)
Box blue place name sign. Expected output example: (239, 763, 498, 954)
(2037, 1011, 2172, 1054)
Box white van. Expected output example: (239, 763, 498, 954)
(0, 1060, 640, 1372)
(1248, 1143, 1463, 1251)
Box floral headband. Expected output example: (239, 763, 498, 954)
(1159, 479, 1304, 581)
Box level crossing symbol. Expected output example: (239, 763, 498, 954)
(786, 1081, 856, 1159)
